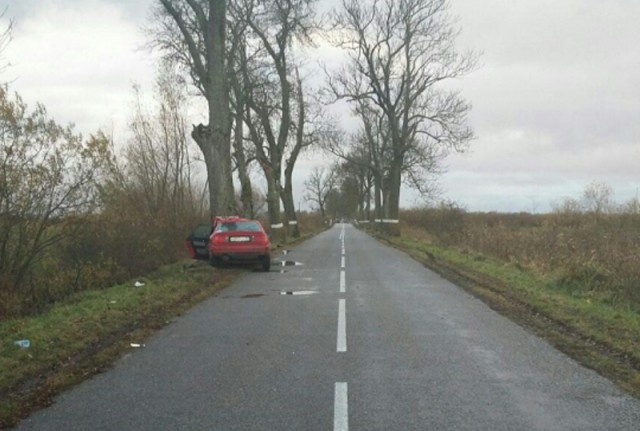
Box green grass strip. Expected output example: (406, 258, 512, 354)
(0, 223, 329, 427)
(0, 260, 237, 427)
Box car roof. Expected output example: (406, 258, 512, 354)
(213, 216, 249, 224)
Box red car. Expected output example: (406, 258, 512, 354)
(206, 216, 271, 271)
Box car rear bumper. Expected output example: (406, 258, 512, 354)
(214, 253, 268, 261)
(211, 247, 270, 262)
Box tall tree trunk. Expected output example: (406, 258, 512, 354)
(279, 68, 306, 238)
(374, 172, 383, 221)
(280, 176, 299, 237)
(192, 121, 234, 218)
(192, 0, 235, 218)
(385, 159, 403, 235)
(260, 158, 283, 238)
(233, 110, 254, 217)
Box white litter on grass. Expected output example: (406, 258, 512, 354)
(130, 343, 145, 348)
(14, 339, 30, 348)
(109, 300, 117, 304)
(134, 281, 145, 287)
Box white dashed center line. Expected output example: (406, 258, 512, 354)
(335, 226, 349, 430)
(334, 382, 349, 431)
(337, 299, 347, 352)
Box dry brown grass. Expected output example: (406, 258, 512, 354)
(402, 207, 640, 310)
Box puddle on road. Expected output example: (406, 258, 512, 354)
(280, 290, 317, 296)
(241, 293, 265, 298)
(232, 290, 318, 298)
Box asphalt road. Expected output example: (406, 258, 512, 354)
(15, 224, 640, 430)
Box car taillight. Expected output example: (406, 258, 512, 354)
(254, 232, 268, 244)
(212, 234, 226, 244)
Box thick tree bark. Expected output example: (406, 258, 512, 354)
(374, 172, 383, 221)
(263, 162, 283, 236)
(159, 0, 235, 218)
(280, 174, 299, 237)
(233, 107, 254, 218)
(192, 122, 234, 217)
(208, 0, 235, 216)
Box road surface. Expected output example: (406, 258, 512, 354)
(16, 224, 640, 430)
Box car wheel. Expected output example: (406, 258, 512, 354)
(261, 255, 271, 272)
(209, 254, 220, 268)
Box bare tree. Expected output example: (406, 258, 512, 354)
(326, 0, 476, 228)
(152, 0, 235, 217)
(227, 21, 255, 218)
(582, 181, 614, 216)
(304, 166, 336, 217)
(0, 7, 12, 76)
(339, 154, 375, 220)
(232, 0, 317, 237)
(281, 68, 321, 236)
(122, 65, 204, 227)
(322, 105, 389, 220)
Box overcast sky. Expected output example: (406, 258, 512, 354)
(1, 0, 639, 213)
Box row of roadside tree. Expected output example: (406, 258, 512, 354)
(152, 0, 475, 235)
(0, 0, 474, 317)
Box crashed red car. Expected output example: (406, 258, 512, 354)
(203, 216, 271, 271)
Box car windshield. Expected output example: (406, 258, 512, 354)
(216, 221, 262, 232)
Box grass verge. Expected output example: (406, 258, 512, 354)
(0, 260, 241, 428)
(0, 224, 328, 429)
(368, 229, 640, 399)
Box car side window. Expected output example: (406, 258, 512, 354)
(192, 224, 212, 238)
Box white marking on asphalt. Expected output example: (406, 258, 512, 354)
(280, 290, 317, 296)
(337, 299, 347, 352)
(340, 270, 346, 293)
(334, 382, 349, 431)
(341, 256, 345, 269)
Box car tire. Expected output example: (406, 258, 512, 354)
(261, 255, 271, 272)
(209, 254, 220, 268)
